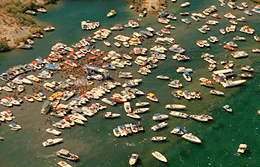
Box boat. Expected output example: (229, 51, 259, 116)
(241, 66, 254, 72)
(46, 128, 61, 136)
(156, 75, 170, 80)
(170, 126, 187, 135)
(182, 133, 201, 143)
(146, 93, 158, 102)
(135, 101, 149, 107)
(133, 108, 149, 114)
(152, 113, 168, 121)
(129, 153, 139, 166)
(124, 102, 132, 113)
(237, 144, 247, 154)
(57, 160, 73, 167)
(223, 104, 232, 112)
(57, 149, 79, 161)
(189, 114, 209, 122)
(254, 35, 260, 42)
(107, 10, 116, 17)
(168, 80, 182, 88)
(42, 138, 63, 147)
(104, 112, 120, 119)
(43, 26, 55, 32)
(209, 89, 224, 96)
(126, 113, 141, 119)
(181, 2, 190, 7)
(151, 151, 167, 163)
(220, 28, 226, 35)
(9, 122, 22, 131)
(114, 42, 121, 47)
(103, 40, 111, 47)
(165, 104, 186, 110)
(151, 136, 167, 142)
(221, 80, 246, 88)
(24, 95, 34, 102)
(169, 111, 188, 118)
(182, 72, 192, 82)
(151, 122, 168, 131)
(113, 128, 121, 137)
(181, 18, 191, 24)
(238, 73, 254, 78)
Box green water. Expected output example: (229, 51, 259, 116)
(0, 0, 260, 166)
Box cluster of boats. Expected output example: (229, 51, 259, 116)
(112, 122, 144, 137)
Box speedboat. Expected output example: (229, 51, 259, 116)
(151, 122, 167, 131)
(151, 151, 167, 163)
(156, 75, 170, 80)
(46, 128, 61, 136)
(57, 149, 79, 161)
(129, 153, 139, 166)
(209, 89, 224, 96)
(221, 80, 246, 88)
(151, 136, 167, 142)
(124, 102, 132, 113)
(181, 133, 201, 143)
(170, 126, 187, 135)
(133, 108, 149, 114)
(57, 160, 72, 167)
(165, 104, 186, 110)
(189, 114, 209, 122)
(113, 128, 121, 137)
(169, 111, 188, 118)
(182, 72, 192, 82)
(135, 101, 149, 107)
(152, 113, 168, 121)
(223, 104, 232, 112)
(9, 122, 22, 131)
(42, 138, 63, 147)
(146, 93, 158, 102)
(107, 10, 116, 17)
(237, 144, 247, 154)
(241, 66, 254, 72)
(43, 26, 55, 32)
(104, 112, 120, 119)
(126, 113, 141, 119)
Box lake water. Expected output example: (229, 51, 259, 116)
(0, 0, 260, 166)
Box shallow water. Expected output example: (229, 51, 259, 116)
(0, 0, 260, 166)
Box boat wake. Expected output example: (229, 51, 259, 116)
(125, 142, 136, 147)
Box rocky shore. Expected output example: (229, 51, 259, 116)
(0, 0, 58, 52)
(127, 0, 167, 12)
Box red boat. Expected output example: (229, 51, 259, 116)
(223, 45, 235, 51)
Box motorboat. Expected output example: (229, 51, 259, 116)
(181, 18, 191, 24)
(151, 151, 167, 163)
(241, 66, 254, 72)
(165, 104, 186, 110)
(135, 101, 149, 107)
(182, 72, 192, 82)
(129, 153, 139, 166)
(238, 73, 254, 78)
(151, 122, 167, 131)
(152, 113, 168, 121)
(46, 128, 61, 135)
(9, 122, 22, 131)
(176, 67, 192, 73)
(168, 79, 182, 88)
(220, 28, 226, 35)
(103, 40, 111, 47)
(124, 102, 132, 113)
(172, 53, 190, 61)
(126, 113, 141, 119)
(42, 138, 63, 147)
(209, 89, 224, 96)
(170, 126, 187, 135)
(146, 93, 158, 102)
(104, 112, 120, 119)
(113, 128, 121, 137)
(107, 10, 116, 17)
(169, 111, 188, 118)
(223, 104, 232, 112)
(57, 149, 79, 161)
(57, 160, 72, 167)
(181, 133, 201, 144)
(133, 108, 149, 114)
(221, 80, 246, 88)
(189, 114, 209, 122)
(156, 75, 170, 80)
(43, 26, 55, 32)
(237, 144, 247, 154)
(151, 136, 167, 142)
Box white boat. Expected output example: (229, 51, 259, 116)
(209, 89, 224, 96)
(169, 111, 188, 118)
(114, 42, 121, 47)
(46, 128, 62, 136)
(17, 85, 25, 93)
(152, 113, 168, 121)
(223, 105, 232, 112)
(133, 108, 149, 114)
(189, 114, 209, 122)
(151, 136, 167, 142)
(113, 128, 121, 137)
(71, 113, 88, 121)
(103, 40, 111, 47)
(170, 126, 187, 135)
(107, 10, 116, 17)
(146, 93, 158, 102)
(57, 149, 79, 161)
(9, 122, 22, 131)
(182, 72, 192, 82)
(151, 122, 167, 131)
(57, 160, 73, 167)
(151, 151, 167, 163)
(126, 113, 141, 119)
(181, 133, 201, 143)
(237, 144, 247, 154)
(241, 66, 254, 72)
(104, 112, 120, 119)
(135, 101, 149, 107)
(156, 75, 170, 80)
(42, 138, 63, 147)
(124, 102, 132, 113)
(129, 153, 139, 166)
(180, 1, 190, 7)
(165, 104, 186, 110)
(221, 80, 246, 88)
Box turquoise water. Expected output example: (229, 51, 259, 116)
(0, 0, 260, 166)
